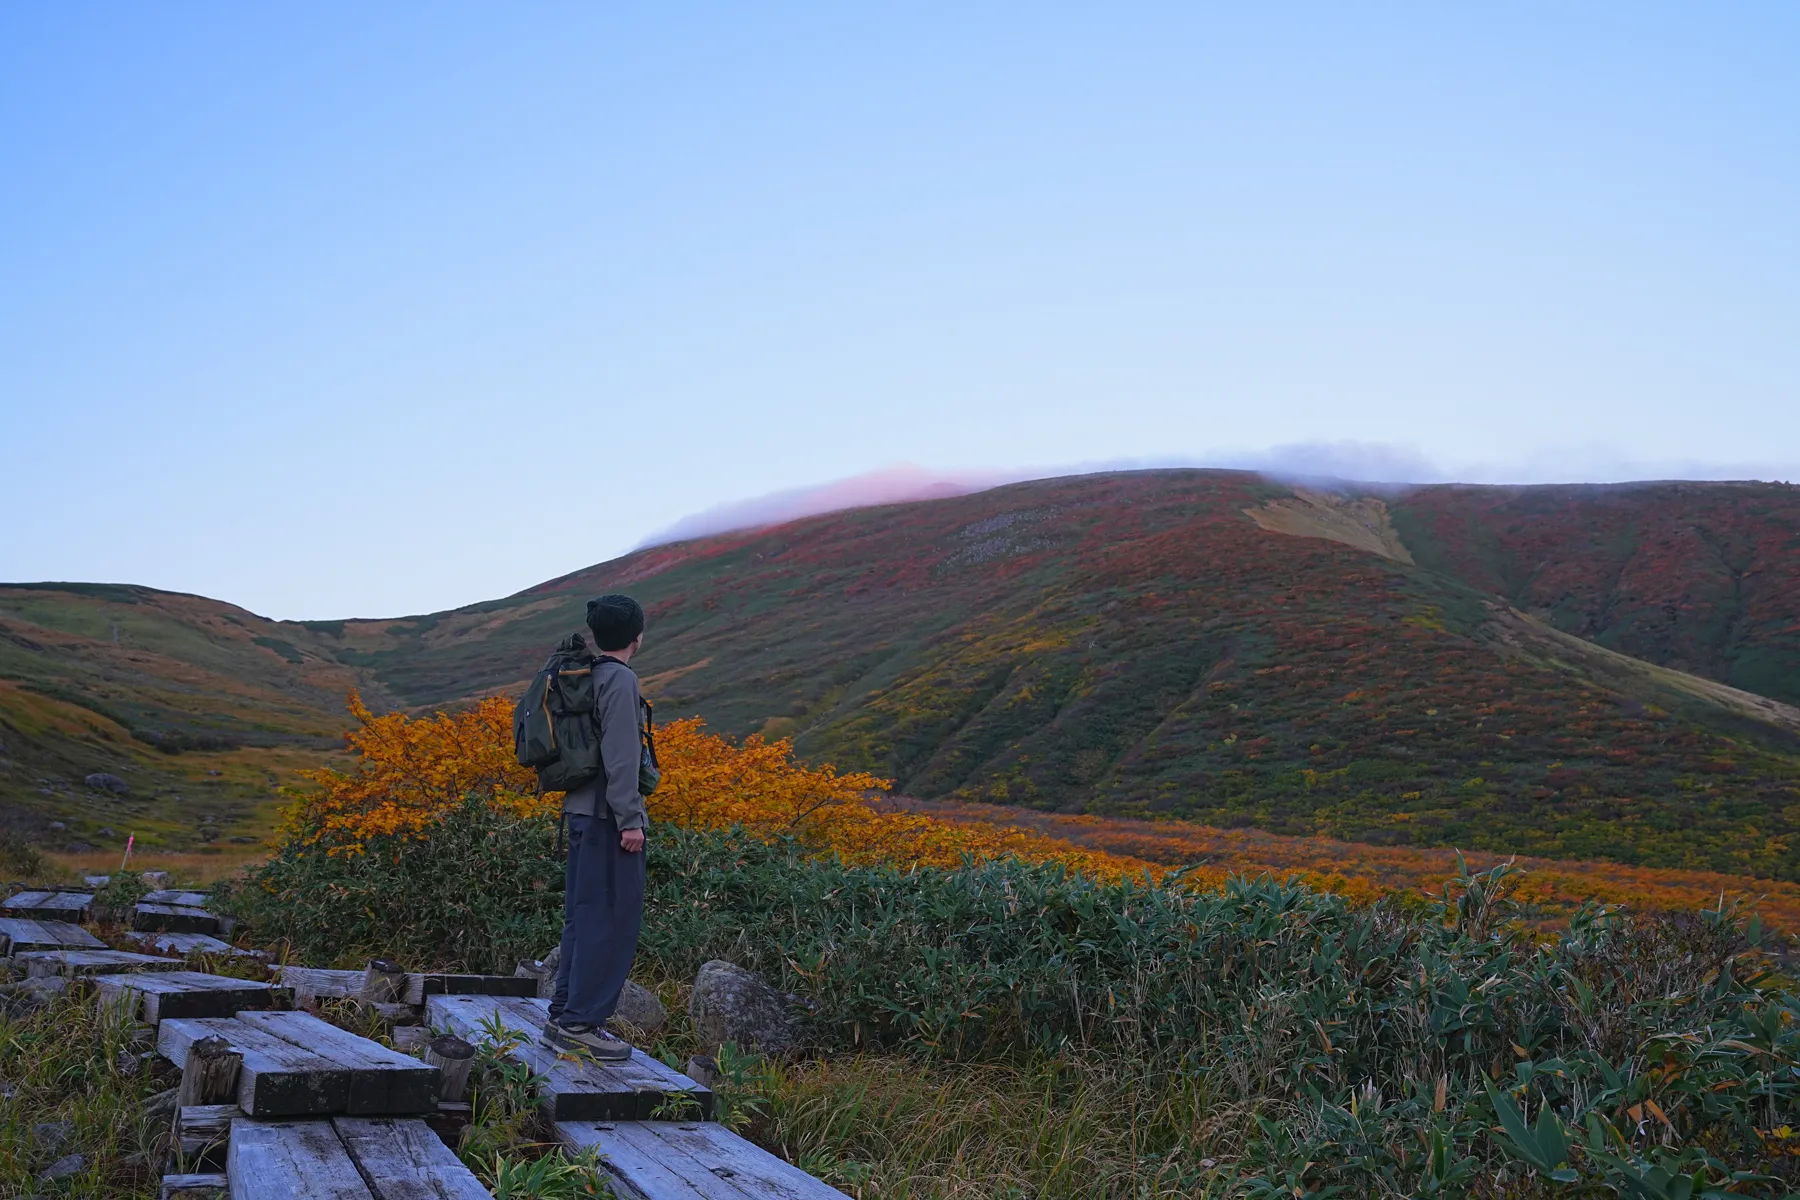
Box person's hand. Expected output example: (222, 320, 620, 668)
(620, 828, 645, 853)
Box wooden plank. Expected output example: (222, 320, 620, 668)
(126, 930, 262, 958)
(135, 903, 221, 934)
(279, 966, 367, 1000)
(333, 1116, 491, 1199)
(18, 948, 184, 977)
(95, 970, 281, 1023)
(399, 972, 540, 1005)
(228, 1117, 374, 1199)
(176, 1103, 237, 1162)
(558, 1121, 851, 1200)
(161, 1173, 228, 1199)
(0, 917, 105, 954)
(2, 891, 93, 923)
(161, 1018, 350, 1118)
(143, 889, 211, 908)
(427, 994, 712, 1121)
(234, 1011, 439, 1115)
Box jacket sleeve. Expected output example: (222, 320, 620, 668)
(598, 669, 649, 830)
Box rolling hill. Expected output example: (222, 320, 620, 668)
(4, 469, 1799, 875)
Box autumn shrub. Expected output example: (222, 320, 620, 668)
(228, 697, 1800, 1196)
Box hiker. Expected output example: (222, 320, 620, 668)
(537, 593, 656, 1061)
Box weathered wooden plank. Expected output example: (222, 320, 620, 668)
(2, 891, 93, 923)
(332, 1116, 491, 1199)
(143, 889, 211, 908)
(228, 1117, 374, 1199)
(18, 948, 184, 977)
(279, 966, 367, 1000)
(161, 1172, 228, 1199)
(234, 1011, 439, 1115)
(400, 972, 540, 1005)
(161, 1018, 350, 1118)
(558, 1121, 850, 1200)
(176, 1103, 238, 1162)
(95, 970, 282, 1023)
(427, 994, 712, 1121)
(0, 917, 106, 954)
(125, 930, 262, 958)
(135, 903, 221, 934)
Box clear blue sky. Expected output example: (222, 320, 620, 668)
(4, 4, 1796, 619)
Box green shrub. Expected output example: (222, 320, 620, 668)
(223, 804, 1800, 1195)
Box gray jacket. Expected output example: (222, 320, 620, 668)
(560, 657, 648, 830)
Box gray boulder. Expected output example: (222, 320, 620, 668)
(688, 960, 799, 1056)
(85, 773, 128, 795)
(614, 980, 667, 1033)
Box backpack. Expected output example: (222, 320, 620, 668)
(513, 635, 605, 793)
(513, 634, 663, 796)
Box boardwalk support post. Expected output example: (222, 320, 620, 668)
(178, 1036, 242, 1106)
(424, 1035, 475, 1103)
(358, 959, 407, 1005)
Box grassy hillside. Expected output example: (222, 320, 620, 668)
(1390, 480, 1800, 704)
(0, 583, 378, 847)
(5, 469, 1799, 876)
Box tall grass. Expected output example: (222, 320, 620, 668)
(221, 803, 1800, 1197)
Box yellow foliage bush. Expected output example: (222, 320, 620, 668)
(287, 693, 1162, 880)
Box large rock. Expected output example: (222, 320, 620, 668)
(688, 960, 798, 1056)
(85, 773, 128, 795)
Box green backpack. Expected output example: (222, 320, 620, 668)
(513, 634, 661, 796)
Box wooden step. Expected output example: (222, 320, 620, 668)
(228, 1116, 489, 1199)
(143, 889, 211, 908)
(558, 1119, 851, 1199)
(332, 1115, 490, 1198)
(126, 930, 263, 958)
(160, 1172, 228, 1199)
(228, 1118, 372, 1199)
(135, 902, 221, 935)
(279, 965, 538, 1006)
(95, 970, 283, 1023)
(3, 890, 93, 923)
(160, 1012, 439, 1117)
(17, 948, 184, 977)
(426, 994, 710, 1121)
(0, 916, 105, 955)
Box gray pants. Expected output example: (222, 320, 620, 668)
(549, 812, 645, 1028)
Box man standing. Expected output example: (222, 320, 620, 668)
(546, 593, 650, 1060)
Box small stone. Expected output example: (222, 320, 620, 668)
(141, 871, 169, 886)
(46, 821, 65, 832)
(84, 772, 129, 795)
(63, 841, 96, 854)
(96, 828, 115, 838)
(614, 980, 667, 1033)
(38, 1153, 86, 1182)
(32, 1120, 73, 1152)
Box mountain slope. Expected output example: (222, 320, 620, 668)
(5, 470, 1799, 874)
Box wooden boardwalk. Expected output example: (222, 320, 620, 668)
(136, 902, 222, 934)
(95, 969, 283, 1022)
(160, 1011, 439, 1117)
(16, 947, 184, 977)
(0, 916, 104, 954)
(3, 889, 93, 923)
(559, 1120, 851, 1199)
(427, 994, 713, 1121)
(279, 965, 538, 1006)
(229, 1115, 488, 1199)
(126, 930, 262, 958)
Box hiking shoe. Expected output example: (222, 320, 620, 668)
(544, 1019, 634, 1061)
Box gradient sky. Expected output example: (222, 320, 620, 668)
(4, 4, 1797, 619)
